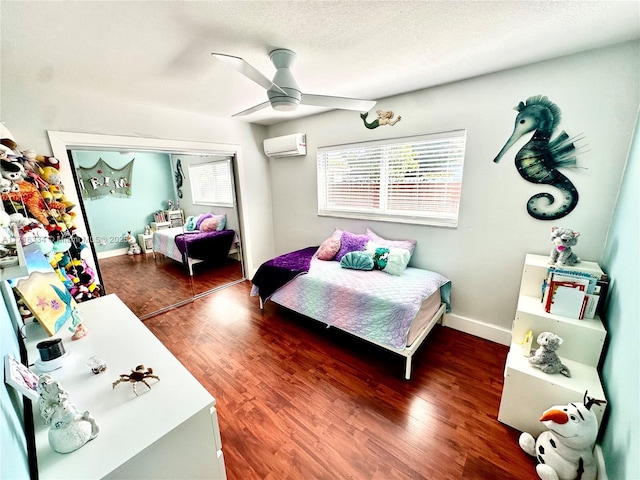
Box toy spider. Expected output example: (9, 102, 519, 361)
(112, 365, 160, 396)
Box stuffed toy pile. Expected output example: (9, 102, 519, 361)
(0, 131, 101, 303)
(519, 391, 606, 480)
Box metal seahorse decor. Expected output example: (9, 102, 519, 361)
(493, 95, 583, 220)
(174, 158, 185, 198)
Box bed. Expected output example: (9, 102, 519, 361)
(251, 246, 451, 379)
(152, 227, 237, 276)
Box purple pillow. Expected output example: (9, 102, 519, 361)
(195, 213, 213, 230)
(335, 231, 370, 262)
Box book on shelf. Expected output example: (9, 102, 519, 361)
(541, 267, 606, 320)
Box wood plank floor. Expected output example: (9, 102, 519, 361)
(142, 280, 539, 480)
(98, 252, 243, 318)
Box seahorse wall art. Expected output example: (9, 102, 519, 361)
(493, 95, 582, 220)
(174, 158, 185, 199)
(360, 109, 401, 129)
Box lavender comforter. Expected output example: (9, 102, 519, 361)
(252, 248, 451, 350)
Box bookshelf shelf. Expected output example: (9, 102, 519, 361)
(498, 254, 608, 436)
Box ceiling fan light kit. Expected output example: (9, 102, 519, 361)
(212, 48, 376, 117)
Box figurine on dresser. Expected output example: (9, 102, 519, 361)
(37, 374, 99, 454)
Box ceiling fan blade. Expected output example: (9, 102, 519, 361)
(231, 101, 271, 117)
(211, 53, 286, 94)
(301, 94, 376, 112)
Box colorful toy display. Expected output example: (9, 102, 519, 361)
(1, 131, 101, 303)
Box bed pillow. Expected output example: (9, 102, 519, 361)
(365, 242, 411, 275)
(335, 231, 370, 262)
(340, 251, 374, 271)
(195, 213, 213, 230)
(366, 228, 417, 256)
(316, 228, 343, 260)
(211, 213, 226, 231)
(183, 215, 198, 232)
(200, 217, 219, 232)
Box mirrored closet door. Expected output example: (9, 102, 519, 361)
(60, 137, 245, 320)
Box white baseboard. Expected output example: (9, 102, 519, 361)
(443, 313, 512, 346)
(595, 444, 608, 480)
(97, 248, 129, 259)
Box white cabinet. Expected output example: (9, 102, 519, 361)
(23, 294, 226, 479)
(164, 209, 184, 228)
(137, 233, 153, 254)
(498, 254, 607, 436)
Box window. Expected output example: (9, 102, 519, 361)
(317, 130, 466, 227)
(188, 158, 234, 207)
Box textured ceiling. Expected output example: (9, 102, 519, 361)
(1, 1, 639, 126)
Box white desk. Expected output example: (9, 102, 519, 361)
(23, 294, 226, 479)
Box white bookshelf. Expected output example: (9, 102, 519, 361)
(498, 254, 608, 436)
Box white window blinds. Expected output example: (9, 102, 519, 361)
(317, 130, 466, 227)
(188, 158, 234, 207)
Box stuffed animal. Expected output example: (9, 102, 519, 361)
(40, 165, 63, 186)
(0, 158, 25, 182)
(528, 332, 571, 377)
(519, 392, 606, 480)
(1, 180, 66, 227)
(126, 231, 141, 255)
(549, 227, 580, 266)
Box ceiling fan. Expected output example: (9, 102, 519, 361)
(211, 48, 376, 117)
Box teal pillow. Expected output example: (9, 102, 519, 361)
(184, 215, 199, 231)
(364, 243, 411, 275)
(340, 251, 374, 271)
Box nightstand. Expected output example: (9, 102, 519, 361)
(138, 233, 154, 254)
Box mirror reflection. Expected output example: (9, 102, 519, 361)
(69, 149, 244, 319)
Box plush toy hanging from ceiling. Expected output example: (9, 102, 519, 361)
(360, 109, 402, 129)
(493, 95, 584, 221)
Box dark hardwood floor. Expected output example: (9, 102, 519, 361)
(139, 280, 538, 480)
(98, 252, 243, 318)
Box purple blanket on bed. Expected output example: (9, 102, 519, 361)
(174, 229, 235, 263)
(251, 246, 318, 302)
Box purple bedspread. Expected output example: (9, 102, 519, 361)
(251, 246, 318, 302)
(174, 229, 235, 263)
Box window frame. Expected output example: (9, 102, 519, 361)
(188, 157, 235, 208)
(317, 130, 466, 227)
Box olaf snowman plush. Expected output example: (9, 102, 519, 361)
(519, 392, 606, 480)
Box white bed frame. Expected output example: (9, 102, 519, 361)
(260, 297, 446, 380)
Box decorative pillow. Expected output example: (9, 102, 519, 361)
(211, 213, 226, 231)
(200, 218, 219, 232)
(195, 213, 213, 230)
(316, 228, 343, 260)
(335, 231, 370, 262)
(340, 251, 374, 271)
(365, 242, 411, 275)
(184, 216, 198, 231)
(366, 228, 416, 255)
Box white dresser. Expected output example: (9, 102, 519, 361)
(23, 294, 226, 479)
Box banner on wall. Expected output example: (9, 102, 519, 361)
(78, 158, 133, 199)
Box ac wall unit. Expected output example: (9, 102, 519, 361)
(263, 133, 306, 158)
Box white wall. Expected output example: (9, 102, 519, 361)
(0, 86, 274, 278)
(265, 41, 640, 342)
